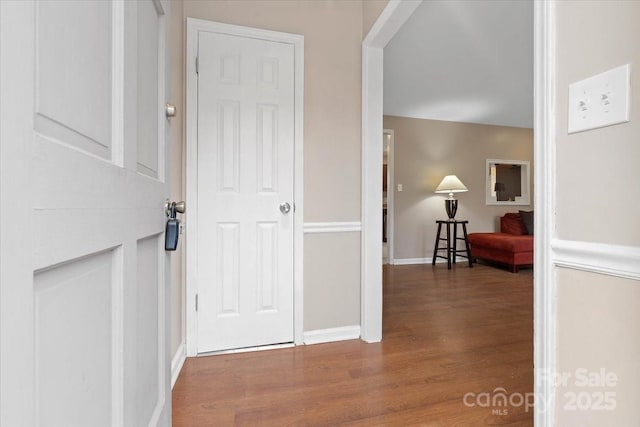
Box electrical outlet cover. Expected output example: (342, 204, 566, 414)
(568, 64, 630, 134)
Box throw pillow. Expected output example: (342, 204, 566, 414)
(519, 210, 534, 235)
(501, 213, 528, 235)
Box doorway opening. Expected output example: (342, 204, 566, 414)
(363, 0, 554, 423)
(382, 129, 394, 265)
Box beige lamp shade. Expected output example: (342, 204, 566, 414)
(435, 175, 468, 197)
(435, 175, 468, 219)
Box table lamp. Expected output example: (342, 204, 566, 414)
(435, 175, 468, 219)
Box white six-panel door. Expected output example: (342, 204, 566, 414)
(0, 1, 171, 425)
(195, 30, 296, 353)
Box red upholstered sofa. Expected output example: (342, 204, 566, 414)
(467, 213, 533, 272)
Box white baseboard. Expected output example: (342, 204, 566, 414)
(171, 343, 186, 389)
(391, 256, 447, 265)
(303, 325, 361, 345)
(392, 257, 430, 265)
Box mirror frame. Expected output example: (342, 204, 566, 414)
(485, 159, 531, 206)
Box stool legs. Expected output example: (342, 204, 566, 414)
(445, 222, 452, 269)
(433, 220, 472, 269)
(452, 222, 458, 264)
(461, 222, 473, 268)
(432, 222, 443, 265)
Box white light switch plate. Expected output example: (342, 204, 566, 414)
(568, 64, 630, 134)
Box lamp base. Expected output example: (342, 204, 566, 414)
(445, 199, 458, 219)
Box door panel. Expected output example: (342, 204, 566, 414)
(136, 0, 160, 178)
(257, 222, 278, 311)
(197, 31, 295, 353)
(35, 250, 114, 427)
(257, 104, 278, 192)
(217, 100, 240, 192)
(218, 222, 240, 315)
(35, 0, 113, 159)
(136, 235, 163, 426)
(0, 1, 171, 425)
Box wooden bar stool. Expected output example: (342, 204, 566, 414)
(432, 220, 473, 269)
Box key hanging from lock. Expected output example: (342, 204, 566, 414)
(165, 201, 180, 251)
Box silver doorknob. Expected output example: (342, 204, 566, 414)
(279, 202, 291, 214)
(165, 200, 185, 217)
(165, 103, 177, 118)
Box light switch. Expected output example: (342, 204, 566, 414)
(568, 64, 630, 133)
(397, 184, 403, 192)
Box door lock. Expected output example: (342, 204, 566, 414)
(279, 202, 291, 214)
(165, 200, 185, 217)
(165, 103, 177, 118)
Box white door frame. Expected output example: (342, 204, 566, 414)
(184, 18, 304, 356)
(383, 129, 395, 264)
(362, 1, 556, 424)
(361, 0, 422, 343)
(533, 1, 557, 425)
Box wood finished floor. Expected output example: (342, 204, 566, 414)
(172, 264, 533, 426)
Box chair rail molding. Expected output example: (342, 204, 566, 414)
(552, 239, 640, 281)
(304, 222, 361, 234)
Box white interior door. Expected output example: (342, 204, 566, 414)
(0, 1, 171, 425)
(195, 30, 296, 353)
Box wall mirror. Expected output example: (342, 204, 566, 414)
(486, 159, 531, 205)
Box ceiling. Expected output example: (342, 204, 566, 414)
(383, 0, 533, 129)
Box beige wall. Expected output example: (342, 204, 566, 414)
(556, 2, 640, 246)
(383, 116, 533, 261)
(362, 0, 389, 38)
(556, 269, 640, 425)
(555, 1, 640, 423)
(304, 233, 361, 331)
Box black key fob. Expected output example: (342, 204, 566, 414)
(165, 218, 180, 251)
(165, 201, 180, 251)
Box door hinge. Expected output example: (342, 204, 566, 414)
(195, 294, 198, 311)
(195, 56, 199, 74)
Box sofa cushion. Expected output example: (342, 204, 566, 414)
(500, 213, 528, 235)
(468, 233, 533, 253)
(519, 210, 534, 235)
